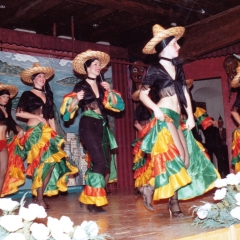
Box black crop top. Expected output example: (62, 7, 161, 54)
(0, 107, 19, 134)
(142, 63, 187, 108)
(73, 80, 108, 120)
(16, 91, 54, 120)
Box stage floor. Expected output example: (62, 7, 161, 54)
(25, 188, 218, 240)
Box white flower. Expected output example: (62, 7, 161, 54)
(4, 233, 26, 240)
(236, 172, 240, 182)
(47, 216, 60, 232)
(197, 208, 209, 219)
(213, 188, 227, 200)
(19, 204, 47, 221)
(214, 178, 227, 188)
(226, 173, 240, 185)
(231, 207, 240, 220)
(59, 216, 74, 233)
(235, 193, 240, 205)
(0, 215, 23, 232)
(0, 198, 19, 212)
(81, 221, 99, 237)
(28, 204, 47, 218)
(51, 231, 71, 240)
(73, 226, 88, 240)
(30, 223, 49, 240)
(201, 203, 211, 211)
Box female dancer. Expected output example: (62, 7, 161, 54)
(60, 50, 124, 213)
(16, 63, 78, 209)
(138, 24, 219, 216)
(0, 82, 24, 197)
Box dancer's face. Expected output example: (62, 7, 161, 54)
(33, 73, 46, 88)
(87, 59, 101, 77)
(0, 94, 10, 106)
(161, 38, 180, 59)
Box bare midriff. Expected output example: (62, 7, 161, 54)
(156, 93, 180, 114)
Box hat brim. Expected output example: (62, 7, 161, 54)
(73, 50, 110, 75)
(20, 66, 54, 84)
(142, 26, 185, 54)
(231, 73, 240, 88)
(0, 83, 18, 98)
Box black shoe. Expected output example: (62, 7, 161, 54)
(86, 204, 95, 213)
(93, 206, 107, 214)
(142, 185, 154, 211)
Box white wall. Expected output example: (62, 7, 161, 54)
(191, 78, 225, 125)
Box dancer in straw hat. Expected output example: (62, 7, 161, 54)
(135, 24, 219, 216)
(16, 63, 78, 209)
(0, 82, 25, 197)
(60, 49, 124, 213)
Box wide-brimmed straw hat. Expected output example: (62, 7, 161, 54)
(231, 66, 240, 88)
(20, 63, 54, 84)
(0, 82, 18, 98)
(132, 85, 142, 102)
(142, 24, 185, 54)
(186, 79, 193, 89)
(73, 49, 110, 74)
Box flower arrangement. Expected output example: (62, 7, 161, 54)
(191, 173, 240, 229)
(0, 193, 112, 240)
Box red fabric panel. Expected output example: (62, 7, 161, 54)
(112, 60, 135, 188)
(0, 27, 128, 59)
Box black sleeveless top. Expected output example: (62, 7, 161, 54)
(72, 79, 108, 121)
(142, 63, 187, 108)
(16, 91, 54, 120)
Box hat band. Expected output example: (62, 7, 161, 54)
(155, 36, 175, 54)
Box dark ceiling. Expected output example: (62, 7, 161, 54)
(0, 0, 240, 61)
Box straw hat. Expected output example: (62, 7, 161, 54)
(186, 79, 193, 89)
(20, 63, 54, 84)
(72, 49, 110, 74)
(231, 66, 240, 88)
(142, 24, 185, 54)
(132, 85, 141, 102)
(0, 82, 18, 98)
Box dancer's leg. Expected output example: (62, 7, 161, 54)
(0, 147, 8, 195)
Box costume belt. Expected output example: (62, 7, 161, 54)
(82, 110, 118, 150)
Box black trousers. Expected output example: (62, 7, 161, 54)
(79, 116, 107, 176)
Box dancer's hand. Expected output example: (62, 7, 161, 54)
(38, 116, 47, 125)
(153, 107, 164, 121)
(17, 129, 24, 139)
(76, 90, 84, 101)
(100, 82, 111, 92)
(185, 117, 195, 130)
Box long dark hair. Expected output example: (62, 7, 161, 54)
(0, 89, 12, 113)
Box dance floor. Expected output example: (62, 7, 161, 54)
(25, 188, 218, 240)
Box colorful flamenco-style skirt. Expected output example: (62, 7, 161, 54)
(21, 122, 78, 197)
(178, 124, 220, 200)
(232, 127, 240, 173)
(79, 110, 118, 206)
(1, 137, 25, 197)
(133, 107, 220, 201)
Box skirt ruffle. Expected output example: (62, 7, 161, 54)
(1, 136, 25, 197)
(178, 129, 220, 200)
(79, 171, 108, 206)
(232, 128, 240, 173)
(20, 123, 78, 197)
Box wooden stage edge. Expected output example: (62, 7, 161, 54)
(20, 187, 240, 240)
